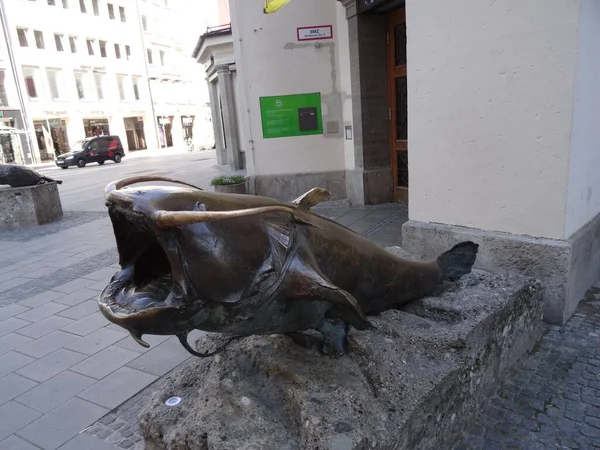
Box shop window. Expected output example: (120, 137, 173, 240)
(108, 3, 115, 19)
(34, 30, 45, 49)
(119, 6, 126, 22)
(17, 28, 28, 47)
(99, 40, 107, 58)
(69, 36, 77, 53)
(114, 43, 121, 59)
(54, 34, 64, 52)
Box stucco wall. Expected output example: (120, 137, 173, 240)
(565, 0, 600, 238)
(336, 3, 354, 171)
(229, 0, 345, 177)
(406, 0, 580, 240)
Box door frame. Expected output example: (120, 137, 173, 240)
(387, 7, 408, 203)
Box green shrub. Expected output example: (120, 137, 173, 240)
(210, 174, 247, 186)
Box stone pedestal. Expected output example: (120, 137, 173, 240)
(0, 183, 63, 229)
(138, 259, 543, 450)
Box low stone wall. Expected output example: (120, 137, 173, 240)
(0, 182, 63, 229)
(138, 262, 543, 450)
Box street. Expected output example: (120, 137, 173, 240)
(35, 149, 224, 212)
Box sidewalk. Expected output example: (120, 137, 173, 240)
(0, 202, 407, 449)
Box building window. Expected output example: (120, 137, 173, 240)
(94, 72, 105, 100)
(119, 6, 126, 21)
(125, 45, 131, 60)
(107, 3, 115, 19)
(0, 71, 8, 107)
(22, 67, 39, 99)
(17, 28, 28, 47)
(91, 0, 99, 15)
(34, 30, 45, 49)
(46, 68, 63, 100)
(141, 16, 147, 31)
(74, 71, 87, 99)
(117, 75, 126, 100)
(146, 49, 153, 64)
(69, 36, 77, 53)
(159, 50, 165, 66)
(99, 40, 107, 57)
(114, 43, 121, 59)
(54, 34, 64, 51)
(62, 0, 68, 8)
(132, 77, 140, 100)
(79, 0, 86, 13)
(86, 38, 94, 55)
(48, 0, 56, 5)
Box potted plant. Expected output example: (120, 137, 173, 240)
(210, 174, 247, 194)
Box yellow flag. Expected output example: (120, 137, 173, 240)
(264, 0, 291, 14)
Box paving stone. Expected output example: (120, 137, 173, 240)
(0, 333, 34, 356)
(57, 300, 100, 320)
(0, 278, 31, 293)
(16, 370, 97, 414)
(77, 367, 157, 409)
(15, 330, 80, 359)
(71, 346, 141, 380)
(0, 373, 38, 405)
(18, 290, 65, 308)
(0, 351, 35, 378)
(0, 304, 30, 322)
(16, 303, 69, 323)
(64, 328, 127, 356)
(53, 288, 99, 307)
(17, 316, 74, 339)
(58, 433, 120, 450)
(81, 268, 117, 282)
(60, 312, 110, 337)
(53, 278, 96, 295)
(0, 401, 41, 441)
(16, 349, 87, 383)
(125, 336, 191, 376)
(0, 318, 31, 338)
(16, 397, 109, 450)
(0, 434, 42, 449)
(85, 280, 112, 292)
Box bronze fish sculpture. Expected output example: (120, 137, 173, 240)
(0, 163, 63, 188)
(98, 176, 478, 357)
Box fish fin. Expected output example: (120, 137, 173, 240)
(291, 187, 331, 209)
(437, 241, 479, 282)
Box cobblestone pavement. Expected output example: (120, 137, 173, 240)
(455, 284, 600, 450)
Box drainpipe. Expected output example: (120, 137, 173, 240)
(133, 0, 161, 150)
(0, 0, 37, 164)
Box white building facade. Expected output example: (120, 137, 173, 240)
(2, 0, 208, 163)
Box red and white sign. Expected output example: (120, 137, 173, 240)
(297, 25, 333, 42)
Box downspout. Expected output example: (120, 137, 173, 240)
(0, 0, 37, 164)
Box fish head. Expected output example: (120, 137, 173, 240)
(98, 176, 217, 347)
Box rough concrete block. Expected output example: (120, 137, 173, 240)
(401, 215, 600, 325)
(138, 268, 543, 450)
(0, 183, 63, 230)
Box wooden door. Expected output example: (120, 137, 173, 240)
(387, 8, 408, 202)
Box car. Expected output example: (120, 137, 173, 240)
(55, 135, 125, 169)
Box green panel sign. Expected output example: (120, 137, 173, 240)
(259, 92, 323, 139)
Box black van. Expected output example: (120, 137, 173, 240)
(55, 135, 125, 169)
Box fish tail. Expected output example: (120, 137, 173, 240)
(437, 241, 479, 282)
